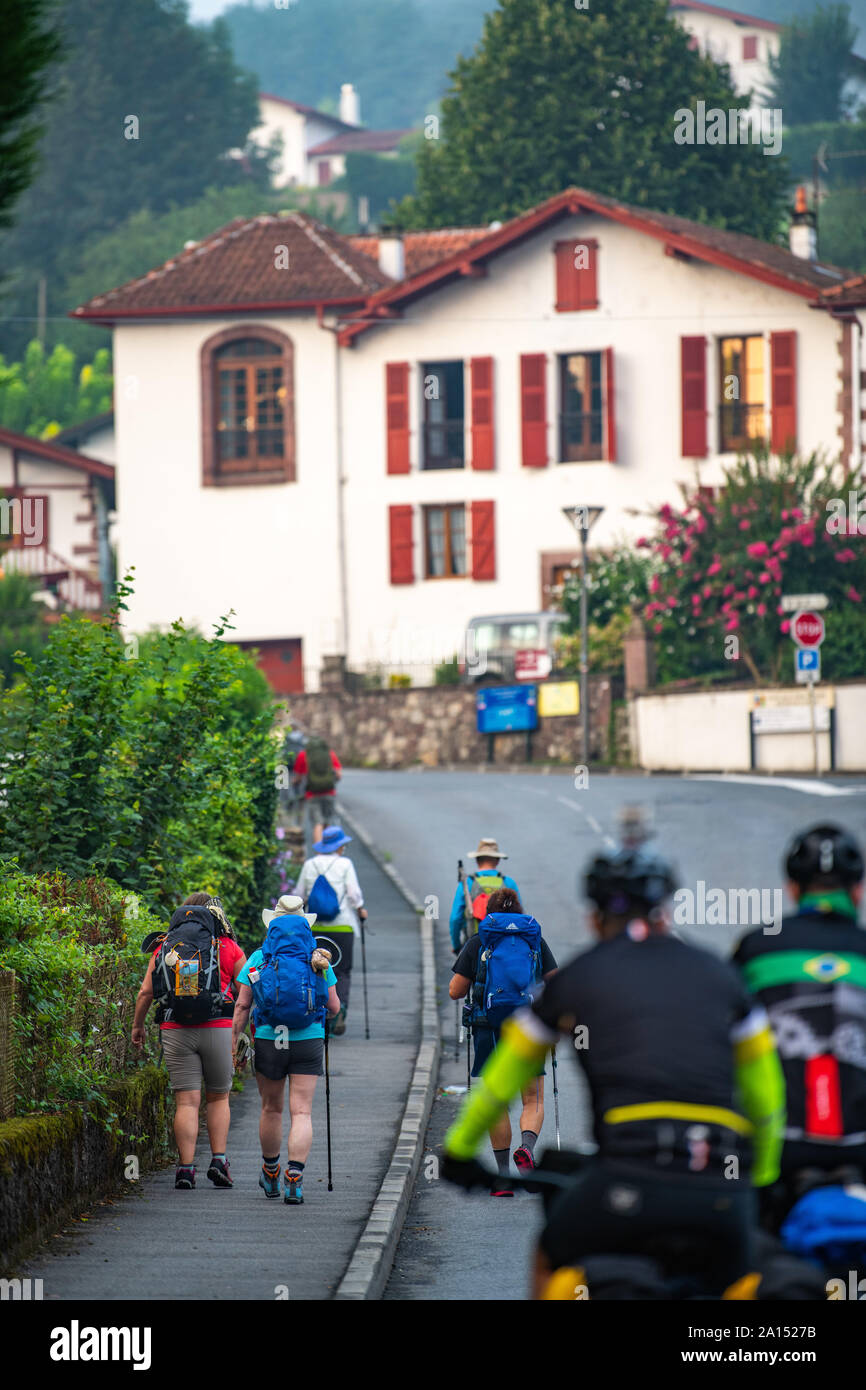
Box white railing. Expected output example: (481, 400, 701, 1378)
(1, 545, 103, 611)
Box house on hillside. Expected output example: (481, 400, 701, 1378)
(72, 189, 865, 692)
(669, 0, 866, 113)
(0, 427, 115, 612)
(256, 85, 411, 189)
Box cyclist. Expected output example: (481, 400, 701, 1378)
(442, 845, 786, 1299)
(733, 824, 866, 1220)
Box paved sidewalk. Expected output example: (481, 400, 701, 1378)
(22, 827, 419, 1301)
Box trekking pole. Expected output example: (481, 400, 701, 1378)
(551, 1046, 561, 1151)
(454, 996, 460, 1062)
(360, 916, 370, 1040)
(466, 1013, 472, 1091)
(324, 1014, 334, 1191)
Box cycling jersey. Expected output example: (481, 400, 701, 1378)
(733, 900, 866, 1174)
(445, 926, 785, 1186)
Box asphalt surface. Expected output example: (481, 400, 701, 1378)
(330, 767, 866, 1302)
(22, 832, 419, 1301)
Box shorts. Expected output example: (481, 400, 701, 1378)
(161, 1026, 233, 1094)
(472, 1024, 546, 1079)
(254, 1036, 324, 1080)
(307, 795, 338, 825)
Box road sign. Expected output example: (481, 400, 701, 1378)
(791, 610, 825, 648)
(795, 647, 821, 685)
(514, 648, 551, 681)
(781, 593, 829, 613)
(476, 684, 538, 734)
(538, 680, 579, 717)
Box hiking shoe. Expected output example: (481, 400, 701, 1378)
(175, 1165, 195, 1189)
(259, 1165, 281, 1199)
(332, 1008, 347, 1037)
(207, 1157, 233, 1188)
(284, 1170, 304, 1205)
(512, 1145, 540, 1193)
(490, 1186, 515, 1198)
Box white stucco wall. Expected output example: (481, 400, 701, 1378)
(339, 213, 841, 672)
(112, 315, 343, 685)
(0, 445, 96, 566)
(673, 8, 778, 107)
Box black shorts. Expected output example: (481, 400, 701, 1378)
(539, 1158, 755, 1295)
(472, 1024, 546, 1079)
(254, 1036, 324, 1080)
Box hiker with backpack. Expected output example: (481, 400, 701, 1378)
(291, 735, 342, 848)
(231, 895, 340, 1204)
(131, 893, 246, 1190)
(449, 887, 557, 1195)
(294, 826, 366, 1036)
(449, 838, 521, 952)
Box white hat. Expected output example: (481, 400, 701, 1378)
(262, 893, 317, 929)
(467, 837, 508, 861)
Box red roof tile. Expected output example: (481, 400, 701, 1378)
(308, 128, 413, 156)
(668, 0, 779, 32)
(72, 212, 393, 320)
(0, 427, 115, 480)
(349, 228, 490, 277)
(258, 93, 354, 129)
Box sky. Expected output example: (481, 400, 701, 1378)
(189, 0, 233, 20)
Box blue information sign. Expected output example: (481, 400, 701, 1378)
(476, 684, 538, 734)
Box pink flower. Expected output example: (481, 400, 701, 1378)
(695, 513, 708, 533)
(747, 586, 758, 599)
(780, 619, 790, 634)
(835, 548, 857, 563)
(702, 583, 713, 598)
(707, 560, 722, 576)
(759, 573, 771, 585)
(725, 615, 739, 631)
(723, 583, 735, 597)
(847, 586, 862, 603)
(757, 603, 767, 617)
(667, 595, 677, 608)
(781, 509, 789, 521)
(636, 537, 648, 548)
(653, 622, 663, 634)
(739, 520, 751, 530)
(746, 541, 769, 559)
(649, 575, 661, 594)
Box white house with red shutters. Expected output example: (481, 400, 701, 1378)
(73, 188, 865, 691)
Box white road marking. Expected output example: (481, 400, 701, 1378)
(556, 796, 617, 848)
(686, 774, 863, 798)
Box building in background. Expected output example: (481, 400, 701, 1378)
(256, 84, 410, 190)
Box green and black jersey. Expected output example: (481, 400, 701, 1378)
(733, 900, 866, 1173)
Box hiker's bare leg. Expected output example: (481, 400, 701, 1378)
(174, 1089, 200, 1165)
(205, 1090, 230, 1153)
(257, 1073, 285, 1156)
(520, 1078, 544, 1136)
(287, 1073, 317, 1164)
(489, 1109, 512, 1152)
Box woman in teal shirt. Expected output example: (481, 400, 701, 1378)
(233, 895, 340, 1205)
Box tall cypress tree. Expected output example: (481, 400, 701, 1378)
(391, 0, 790, 241)
(0, 0, 62, 230)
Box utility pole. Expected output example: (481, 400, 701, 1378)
(562, 505, 604, 766)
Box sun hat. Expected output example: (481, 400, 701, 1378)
(262, 893, 317, 930)
(467, 837, 508, 861)
(312, 826, 353, 854)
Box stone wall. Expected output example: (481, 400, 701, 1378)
(283, 678, 613, 768)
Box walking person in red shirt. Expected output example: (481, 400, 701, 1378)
(131, 893, 246, 1190)
(292, 735, 342, 848)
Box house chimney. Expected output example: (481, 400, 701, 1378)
(339, 83, 361, 126)
(789, 185, 817, 261)
(378, 234, 405, 280)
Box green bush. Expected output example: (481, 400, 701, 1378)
(434, 654, 461, 685)
(0, 870, 164, 1114)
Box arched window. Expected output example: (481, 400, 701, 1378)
(201, 327, 295, 485)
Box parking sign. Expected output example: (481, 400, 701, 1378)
(795, 647, 820, 685)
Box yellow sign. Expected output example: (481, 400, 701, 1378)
(752, 687, 835, 709)
(538, 681, 580, 717)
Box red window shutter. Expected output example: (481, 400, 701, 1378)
(470, 356, 495, 470)
(681, 336, 707, 458)
(771, 331, 797, 453)
(520, 354, 548, 467)
(742, 35, 757, 60)
(554, 239, 598, 312)
(471, 500, 496, 581)
(385, 362, 410, 474)
(603, 348, 617, 462)
(388, 504, 414, 584)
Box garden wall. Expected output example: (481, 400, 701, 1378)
(284, 677, 614, 767)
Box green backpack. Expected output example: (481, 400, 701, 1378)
(305, 736, 336, 793)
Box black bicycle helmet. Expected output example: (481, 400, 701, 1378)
(584, 847, 677, 915)
(784, 824, 864, 889)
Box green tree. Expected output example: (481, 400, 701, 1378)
(817, 185, 866, 271)
(0, 570, 51, 689)
(391, 0, 790, 239)
(0, 341, 112, 436)
(0, 0, 270, 360)
(767, 5, 860, 125)
(0, 0, 62, 229)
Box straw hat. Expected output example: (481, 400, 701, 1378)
(262, 893, 317, 930)
(467, 837, 508, 860)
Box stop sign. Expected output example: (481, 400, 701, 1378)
(792, 610, 825, 648)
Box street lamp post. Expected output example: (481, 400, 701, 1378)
(562, 505, 604, 767)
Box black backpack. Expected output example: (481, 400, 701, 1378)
(152, 906, 226, 1025)
(305, 737, 336, 793)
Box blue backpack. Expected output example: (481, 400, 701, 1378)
(250, 916, 329, 1030)
(306, 859, 341, 923)
(781, 1185, 866, 1267)
(474, 913, 543, 1028)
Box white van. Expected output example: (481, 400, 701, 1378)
(461, 611, 570, 684)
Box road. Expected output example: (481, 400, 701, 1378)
(336, 766, 866, 1302)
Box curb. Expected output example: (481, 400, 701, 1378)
(333, 804, 441, 1301)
